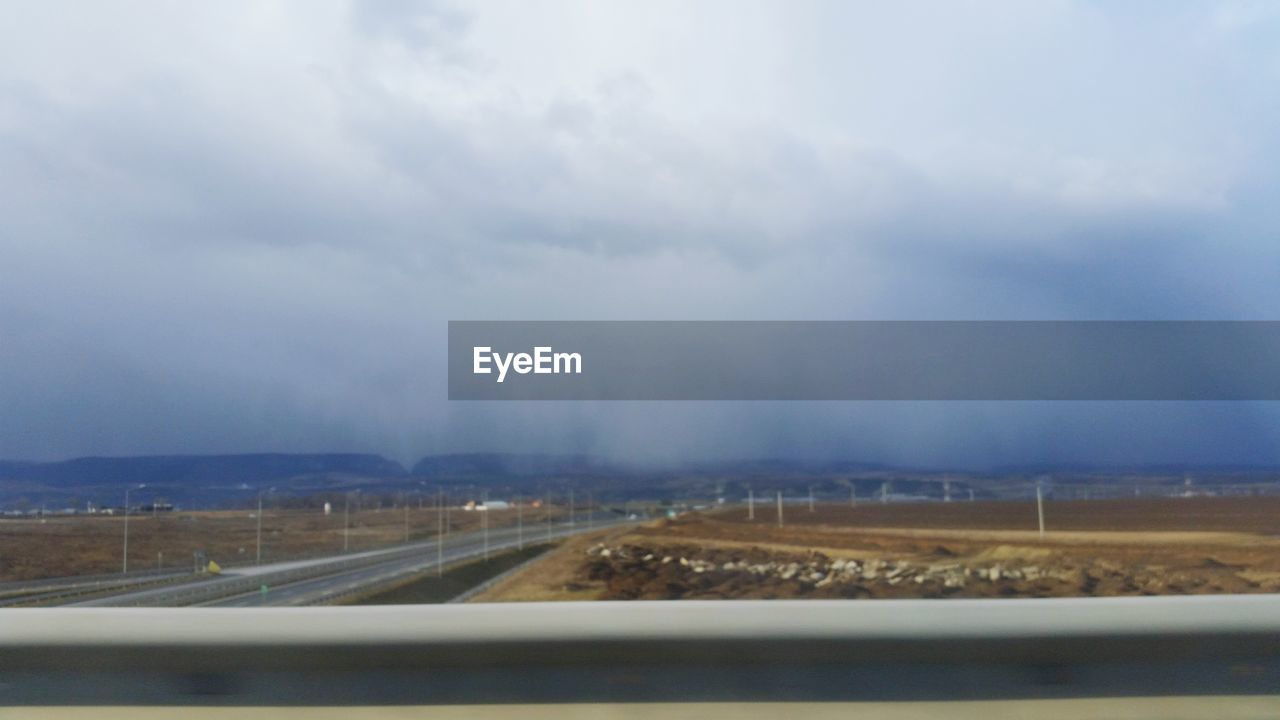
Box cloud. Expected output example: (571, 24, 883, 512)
(1, 1, 1280, 465)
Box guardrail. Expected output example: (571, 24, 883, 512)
(0, 570, 199, 608)
(2, 596, 1279, 706)
(0, 566, 186, 599)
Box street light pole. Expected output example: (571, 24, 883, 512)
(123, 487, 130, 574)
(122, 483, 145, 574)
(436, 487, 444, 578)
(256, 492, 264, 565)
(1036, 483, 1046, 539)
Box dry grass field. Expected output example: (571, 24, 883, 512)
(472, 496, 1280, 602)
(0, 505, 564, 582)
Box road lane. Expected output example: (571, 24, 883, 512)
(70, 512, 624, 607)
(209, 514, 623, 606)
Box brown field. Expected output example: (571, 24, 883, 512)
(0, 505, 564, 582)
(472, 497, 1280, 602)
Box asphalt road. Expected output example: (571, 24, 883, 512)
(70, 511, 625, 608)
(207, 525, 570, 606)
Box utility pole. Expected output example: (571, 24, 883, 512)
(1036, 483, 1046, 539)
(436, 487, 444, 578)
(122, 483, 145, 574)
(256, 492, 264, 565)
(122, 490, 129, 574)
(748, 488, 754, 521)
(776, 491, 784, 528)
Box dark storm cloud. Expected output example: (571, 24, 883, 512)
(2, 1, 1280, 466)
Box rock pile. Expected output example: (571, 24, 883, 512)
(580, 542, 1249, 600)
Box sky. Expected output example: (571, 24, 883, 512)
(3, 1, 1280, 468)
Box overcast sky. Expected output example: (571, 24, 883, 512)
(3, 1, 1280, 467)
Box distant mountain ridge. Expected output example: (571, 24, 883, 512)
(0, 453, 407, 508)
(0, 453, 406, 484)
(1, 452, 1276, 511)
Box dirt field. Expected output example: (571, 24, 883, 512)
(472, 497, 1280, 602)
(0, 505, 563, 582)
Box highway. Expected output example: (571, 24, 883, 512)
(69, 511, 625, 608)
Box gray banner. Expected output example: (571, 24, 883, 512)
(448, 321, 1280, 400)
